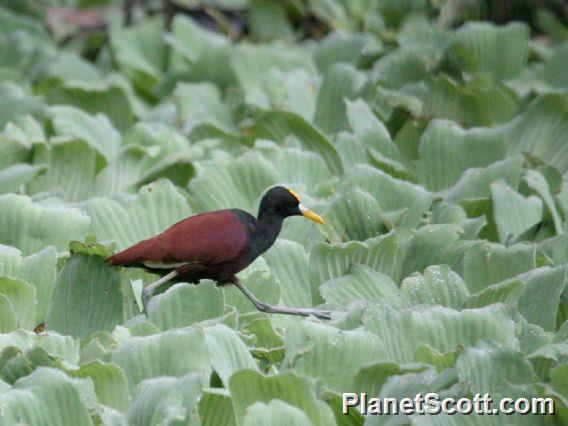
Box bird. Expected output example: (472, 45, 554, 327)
(107, 186, 331, 319)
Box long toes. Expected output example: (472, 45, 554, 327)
(310, 309, 331, 320)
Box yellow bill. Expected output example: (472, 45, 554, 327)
(299, 203, 325, 224)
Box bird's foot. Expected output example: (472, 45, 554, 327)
(230, 276, 332, 320)
(258, 304, 332, 320)
(141, 287, 153, 314)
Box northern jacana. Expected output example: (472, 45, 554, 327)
(107, 186, 331, 319)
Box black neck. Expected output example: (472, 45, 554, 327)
(255, 213, 284, 254)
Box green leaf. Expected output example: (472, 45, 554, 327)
(325, 187, 386, 241)
(0, 331, 38, 354)
(351, 363, 413, 396)
(247, 110, 344, 175)
(464, 278, 526, 309)
(528, 341, 568, 380)
(248, 0, 293, 43)
(367, 148, 414, 182)
(241, 317, 284, 352)
(372, 48, 429, 88)
(1, 346, 55, 384)
(366, 229, 416, 283)
(309, 240, 369, 299)
(452, 22, 530, 80)
(401, 265, 469, 309)
(70, 360, 130, 414)
(28, 139, 97, 201)
(46, 52, 101, 82)
(400, 224, 472, 279)
(69, 241, 113, 259)
(320, 265, 403, 308)
(199, 389, 236, 426)
(0, 82, 43, 129)
(504, 94, 568, 173)
(0, 163, 46, 194)
(112, 328, 211, 392)
(270, 69, 319, 120)
(413, 345, 458, 372)
(46, 253, 123, 339)
(314, 32, 371, 72)
(19, 246, 56, 324)
(423, 74, 518, 127)
(537, 10, 568, 44)
(0, 130, 31, 171)
(148, 282, 225, 330)
(174, 82, 235, 135)
(313, 63, 366, 135)
(262, 239, 312, 308)
(446, 155, 523, 202)
(0, 294, 17, 332)
(491, 180, 543, 244)
(34, 332, 79, 365)
(0, 244, 25, 277)
(89, 145, 149, 197)
(398, 15, 448, 59)
(544, 234, 568, 267)
(363, 304, 517, 364)
(127, 374, 202, 426)
(524, 170, 563, 235)
(0, 276, 36, 330)
(541, 41, 568, 89)
(256, 141, 333, 191)
(462, 242, 536, 293)
(229, 370, 335, 426)
(204, 324, 258, 387)
(373, 86, 423, 121)
(87, 180, 191, 251)
(110, 19, 167, 97)
(310, 229, 413, 294)
(0, 377, 9, 393)
(456, 344, 533, 394)
(283, 321, 384, 392)
(168, 15, 235, 89)
(430, 202, 467, 224)
(517, 266, 567, 331)
(417, 120, 505, 191)
(0, 5, 47, 40)
(345, 99, 392, 143)
(231, 43, 316, 109)
(46, 76, 135, 132)
(189, 151, 278, 212)
(0, 368, 93, 426)
(49, 105, 121, 163)
(345, 165, 434, 228)
(0, 194, 90, 255)
(243, 400, 312, 426)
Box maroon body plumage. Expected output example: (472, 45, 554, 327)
(107, 209, 254, 283)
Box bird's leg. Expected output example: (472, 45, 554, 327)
(230, 276, 332, 320)
(142, 270, 179, 314)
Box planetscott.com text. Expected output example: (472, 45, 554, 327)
(342, 392, 555, 416)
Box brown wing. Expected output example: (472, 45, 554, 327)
(107, 210, 250, 267)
